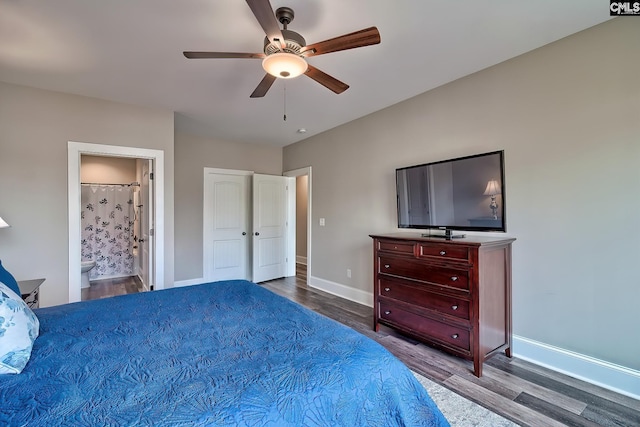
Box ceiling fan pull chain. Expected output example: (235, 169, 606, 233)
(283, 83, 287, 121)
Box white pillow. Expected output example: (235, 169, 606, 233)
(0, 281, 40, 374)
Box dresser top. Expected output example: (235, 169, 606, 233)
(370, 232, 515, 247)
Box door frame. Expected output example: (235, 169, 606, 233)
(283, 166, 312, 286)
(67, 141, 165, 303)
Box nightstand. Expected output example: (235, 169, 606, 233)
(18, 278, 45, 309)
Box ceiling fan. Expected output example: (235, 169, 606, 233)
(183, 0, 381, 98)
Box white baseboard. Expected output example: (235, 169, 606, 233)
(174, 277, 207, 288)
(296, 256, 307, 265)
(308, 275, 373, 307)
(513, 335, 640, 400)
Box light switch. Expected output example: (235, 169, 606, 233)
(319, 218, 325, 226)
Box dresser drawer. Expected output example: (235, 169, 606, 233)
(378, 256, 469, 291)
(378, 278, 470, 320)
(418, 243, 469, 262)
(378, 240, 415, 255)
(378, 301, 470, 352)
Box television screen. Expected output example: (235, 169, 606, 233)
(396, 150, 505, 233)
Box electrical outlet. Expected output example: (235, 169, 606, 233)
(347, 269, 351, 278)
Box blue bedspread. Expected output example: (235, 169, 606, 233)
(1, 280, 449, 426)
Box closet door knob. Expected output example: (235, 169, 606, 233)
(242, 232, 247, 235)
(254, 232, 260, 236)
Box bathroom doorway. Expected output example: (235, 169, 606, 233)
(68, 142, 165, 303)
(79, 155, 153, 297)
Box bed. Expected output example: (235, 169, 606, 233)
(1, 279, 449, 426)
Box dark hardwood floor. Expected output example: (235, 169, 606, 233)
(82, 266, 639, 426)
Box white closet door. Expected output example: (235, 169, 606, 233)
(252, 174, 292, 283)
(204, 173, 250, 281)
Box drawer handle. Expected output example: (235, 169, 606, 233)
(384, 310, 392, 315)
(451, 334, 459, 339)
(393, 246, 398, 249)
(439, 250, 446, 256)
(450, 276, 459, 282)
(451, 305, 458, 310)
(384, 264, 390, 269)
(384, 287, 390, 292)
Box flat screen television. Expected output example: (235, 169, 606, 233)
(396, 150, 505, 238)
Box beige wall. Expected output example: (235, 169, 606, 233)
(283, 19, 640, 371)
(81, 155, 137, 184)
(0, 82, 175, 307)
(174, 132, 282, 281)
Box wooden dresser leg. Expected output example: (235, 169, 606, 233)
(474, 358, 482, 377)
(505, 347, 512, 358)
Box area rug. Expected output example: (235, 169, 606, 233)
(412, 371, 518, 427)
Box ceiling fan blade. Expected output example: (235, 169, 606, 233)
(183, 52, 265, 59)
(250, 73, 277, 98)
(304, 65, 349, 94)
(245, 0, 285, 48)
(301, 27, 381, 57)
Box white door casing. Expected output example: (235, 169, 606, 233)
(203, 171, 250, 281)
(68, 141, 164, 303)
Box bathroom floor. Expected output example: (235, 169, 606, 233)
(81, 276, 143, 301)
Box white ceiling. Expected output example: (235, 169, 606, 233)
(0, 0, 610, 147)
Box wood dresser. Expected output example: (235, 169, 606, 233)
(370, 233, 515, 377)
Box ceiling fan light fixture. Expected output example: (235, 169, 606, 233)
(262, 52, 308, 79)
